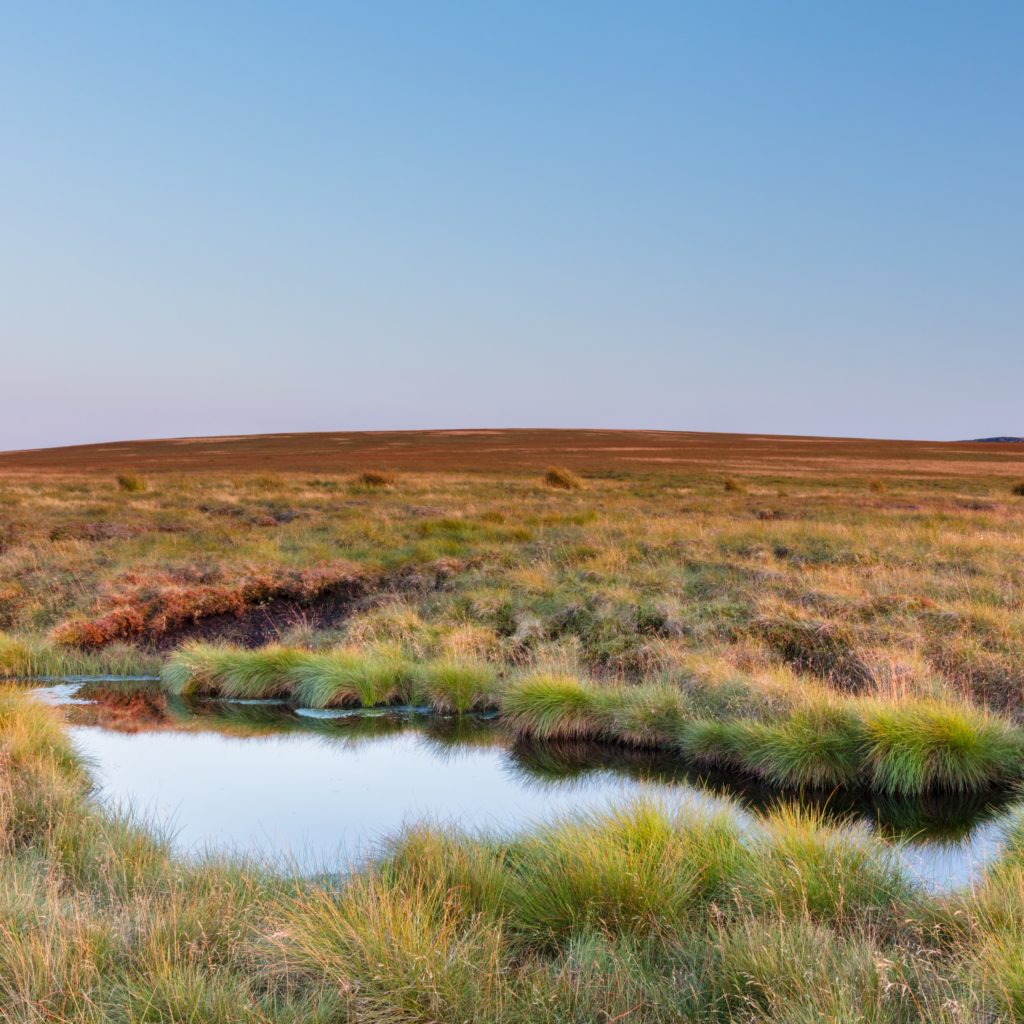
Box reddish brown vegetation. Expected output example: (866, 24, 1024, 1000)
(68, 685, 169, 732)
(48, 559, 462, 650)
(50, 563, 367, 648)
(2, 428, 1024, 479)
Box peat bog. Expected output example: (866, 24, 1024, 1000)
(5, 429, 1024, 1020)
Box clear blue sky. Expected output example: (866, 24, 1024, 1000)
(2, 2, 1021, 449)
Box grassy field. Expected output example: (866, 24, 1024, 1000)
(3, 428, 1024, 1018)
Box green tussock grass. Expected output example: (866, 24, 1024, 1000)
(0, 631, 160, 680)
(715, 701, 868, 789)
(863, 700, 1024, 794)
(680, 697, 1024, 795)
(291, 647, 415, 708)
(500, 673, 617, 740)
(161, 644, 1024, 795)
(163, 643, 498, 715)
(412, 660, 500, 713)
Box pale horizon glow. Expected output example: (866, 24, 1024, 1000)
(2, 3, 1021, 449)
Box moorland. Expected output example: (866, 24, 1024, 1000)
(3, 428, 1024, 1021)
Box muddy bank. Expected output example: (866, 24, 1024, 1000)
(50, 559, 462, 651)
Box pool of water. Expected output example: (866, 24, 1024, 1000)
(29, 681, 1023, 891)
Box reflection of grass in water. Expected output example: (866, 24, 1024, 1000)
(71, 685, 506, 754)
(508, 738, 1022, 847)
(866, 790, 1024, 846)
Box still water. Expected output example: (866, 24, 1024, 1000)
(33, 682, 1022, 891)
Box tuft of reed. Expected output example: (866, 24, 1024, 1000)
(543, 466, 582, 490)
(292, 647, 415, 708)
(412, 660, 500, 713)
(116, 473, 147, 493)
(863, 701, 1024, 794)
(501, 674, 616, 740)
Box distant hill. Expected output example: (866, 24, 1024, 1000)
(969, 437, 1024, 443)
(3, 429, 1024, 477)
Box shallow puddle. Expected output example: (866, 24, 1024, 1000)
(29, 681, 1023, 891)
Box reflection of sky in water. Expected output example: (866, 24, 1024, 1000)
(898, 824, 1008, 892)
(71, 726, 736, 872)
(67, 717, 1020, 893)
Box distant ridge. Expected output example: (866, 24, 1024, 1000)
(968, 437, 1024, 443)
(3, 429, 1024, 476)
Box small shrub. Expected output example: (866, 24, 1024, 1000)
(1012, 482, 1024, 497)
(544, 467, 582, 491)
(723, 477, 746, 493)
(116, 473, 146, 493)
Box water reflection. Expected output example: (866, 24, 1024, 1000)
(31, 680, 1024, 891)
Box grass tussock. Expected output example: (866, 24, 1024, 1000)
(1013, 481, 1024, 497)
(163, 642, 499, 714)
(863, 700, 1024, 794)
(0, 631, 160, 679)
(115, 473, 147, 493)
(543, 466, 582, 490)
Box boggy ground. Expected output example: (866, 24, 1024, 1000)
(2, 430, 1024, 1017)
(5, 686, 1024, 1021)
(3, 431, 1024, 789)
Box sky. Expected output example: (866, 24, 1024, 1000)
(2, 1, 1021, 449)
